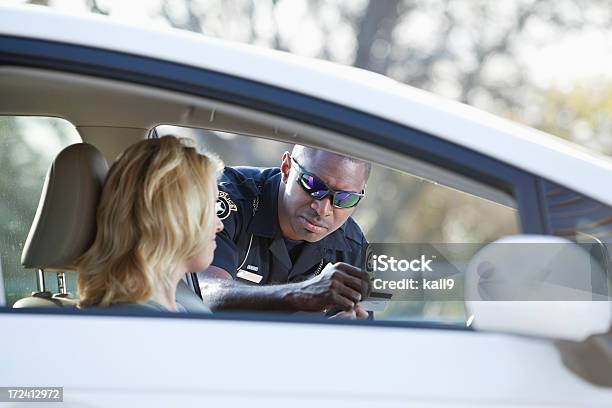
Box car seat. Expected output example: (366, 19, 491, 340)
(14, 143, 108, 307)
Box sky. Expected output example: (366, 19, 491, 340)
(523, 28, 612, 89)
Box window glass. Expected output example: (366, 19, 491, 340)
(0, 117, 81, 306)
(543, 180, 612, 242)
(543, 179, 612, 297)
(157, 125, 520, 323)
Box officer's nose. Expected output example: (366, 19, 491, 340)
(215, 216, 224, 233)
(310, 195, 333, 217)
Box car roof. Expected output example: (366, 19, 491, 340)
(2, 4, 612, 205)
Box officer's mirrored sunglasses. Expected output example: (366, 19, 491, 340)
(291, 157, 364, 209)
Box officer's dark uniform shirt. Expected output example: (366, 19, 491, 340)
(212, 166, 368, 284)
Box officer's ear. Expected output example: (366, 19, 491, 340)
(280, 151, 291, 183)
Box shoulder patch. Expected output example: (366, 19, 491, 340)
(216, 191, 238, 220)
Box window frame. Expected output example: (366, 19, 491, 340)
(0, 35, 547, 234)
(0, 36, 550, 327)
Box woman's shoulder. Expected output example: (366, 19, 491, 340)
(106, 301, 171, 312)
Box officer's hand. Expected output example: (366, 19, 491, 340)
(354, 305, 369, 319)
(291, 262, 371, 312)
(329, 309, 357, 319)
(328, 304, 369, 320)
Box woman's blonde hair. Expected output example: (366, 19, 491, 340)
(77, 136, 223, 307)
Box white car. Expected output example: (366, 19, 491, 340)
(0, 4, 611, 407)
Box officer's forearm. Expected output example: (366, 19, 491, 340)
(199, 277, 300, 311)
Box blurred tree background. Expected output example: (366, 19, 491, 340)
(2, 0, 610, 319)
(22, 0, 612, 155)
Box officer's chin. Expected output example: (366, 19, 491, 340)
(300, 229, 327, 243)
(290, 225, 317, 242)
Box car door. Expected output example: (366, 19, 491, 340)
(1, 26, 610, 407)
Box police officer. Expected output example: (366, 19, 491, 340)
(198, 145, 371, 318)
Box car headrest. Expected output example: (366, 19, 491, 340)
(21, 143, 108, 271)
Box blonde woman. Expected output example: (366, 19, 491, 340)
(78, 136, 223, 312)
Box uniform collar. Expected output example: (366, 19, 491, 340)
(247, 170, 351, 252)
(246, 171, 281, 238)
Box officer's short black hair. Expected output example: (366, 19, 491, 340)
(292, 145, 372, 180)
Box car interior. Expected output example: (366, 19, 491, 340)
(0, 65, 521, 319)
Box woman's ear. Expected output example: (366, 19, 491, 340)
(280, 151, 291, 183)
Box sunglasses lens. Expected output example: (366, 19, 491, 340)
(333, 191, 361, 208)
(300, 173, 329, 197)
(299, 173, 316, 190)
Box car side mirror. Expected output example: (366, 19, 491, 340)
(465, 235, 611, 341)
